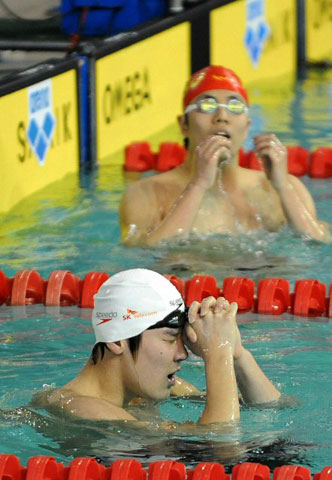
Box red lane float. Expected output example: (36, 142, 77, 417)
(164, 274, 185, 297)
(68, 457, 106, 479)
(125, 142, 332, 178)
(124, 142, 155, 172)
(0, 270, 12, 306)
(45, 271, 82, 307)
(292, 279, 326, 317)
(309, 147, 332, 178)
(222, 277, 255, 313)
(1, 269, 332, 317)
(124, 142, 186, 172)
(314, 466, 332, 480)
(112, 459, 147, 480)
(10, 270, 46, 306)
(232, 463, 270, 480)
(287, 146, 309, 176)
(0, 454, 26, 480)
(80, 271, 109, 308)
(149, 460, 185, 480)
(257, 278, 290, 315)
(239, 149, 261, 171)
(25, 455, 68, 480)
(273, 465, 311, 480)
(1, 455, 331, 480)
(187, 462, 230, 480)
(155, 143, 187, 172)
(185, 275, 220, 306)
(234, 147, 310, 177)
(329, 284, 332, 318)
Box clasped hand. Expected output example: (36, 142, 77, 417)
(183, 296, 244, 361)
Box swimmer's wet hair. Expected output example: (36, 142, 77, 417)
(90, 334, 142, 364)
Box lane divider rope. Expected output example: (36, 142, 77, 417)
(1, 454, 331, 480)
(124, 142, 332, 178)
(0, 269, 331, 317)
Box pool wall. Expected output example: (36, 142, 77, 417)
(0, 58, 81, 214)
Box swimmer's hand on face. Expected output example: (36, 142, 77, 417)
(183, 296, 244, 361)
(193, 134, 231, 190)
(253, 134, 288, 191)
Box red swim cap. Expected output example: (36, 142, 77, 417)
(183, 65, 249, 109)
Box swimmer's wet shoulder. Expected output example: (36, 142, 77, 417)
(120, 166, 191, 245)
(47, 387, 137, 421)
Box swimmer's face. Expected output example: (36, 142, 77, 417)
(129, 327, 188, 401)
(179, 89, 251, 156)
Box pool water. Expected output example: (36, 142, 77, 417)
(1, 69, 332, 470)
(1, 307, 332, 470)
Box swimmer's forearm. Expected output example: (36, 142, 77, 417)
(276, 178, 331, 243)
(171, 376, 202, 396)
(234, 348, 280, 405)
(199, 346, 240, 424)
(144, 182, 208, 245)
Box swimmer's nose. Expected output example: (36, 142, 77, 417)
(176, 337, 188, 361)
(214, 105, 229, 123)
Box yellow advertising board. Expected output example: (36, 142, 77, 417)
(96, 22, 190, 164)
(0, 69, 80, 214)
(306, 0, 332, 61)
(210, 0, 296, 86)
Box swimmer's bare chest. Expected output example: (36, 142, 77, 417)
(196, 187, 286, 234)
(162, 181, 286, 235)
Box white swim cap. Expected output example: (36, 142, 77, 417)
(92, 268, 185, 343)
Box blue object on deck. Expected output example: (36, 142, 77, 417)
(60, 0, 166, 35)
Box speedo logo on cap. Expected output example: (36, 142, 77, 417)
(96, 311, 117, 325)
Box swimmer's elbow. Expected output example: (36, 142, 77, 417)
(318, 222, 332, 243)
(304, 221, 332, 244)
(121, 229, 157, 247)
(121, 223, 165, 247)
(120, 223, 145, 246)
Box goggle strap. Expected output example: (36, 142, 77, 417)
(184, 104, 198, 114)
(148, 306, 188, 330)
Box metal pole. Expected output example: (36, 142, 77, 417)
(296, 0, 306, 79)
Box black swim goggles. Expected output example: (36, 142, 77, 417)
(148, 306, 189, 330)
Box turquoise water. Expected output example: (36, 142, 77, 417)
(1, 70, 332, 470)
(1, 307, 332, 470)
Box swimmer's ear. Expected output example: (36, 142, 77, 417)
(107, 341, 124, 356)
(178, 114, 189, 137)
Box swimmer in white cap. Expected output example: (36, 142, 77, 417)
(42, 269, 280, 424)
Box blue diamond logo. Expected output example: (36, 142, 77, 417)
(43, 112, 55, 140)
(27, 119, 39, 146)
(244, 21, 269, 66)
(257, 21, 269, 42)
(244, 27, 254, 49)
(36, 132, 48, 161)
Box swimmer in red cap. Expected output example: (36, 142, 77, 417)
(120, 65, 331, 245)
(36, 269, 280, 423)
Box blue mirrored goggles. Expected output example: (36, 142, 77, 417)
(148, 306, 189, 330)
(184, 97, 248, 115)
